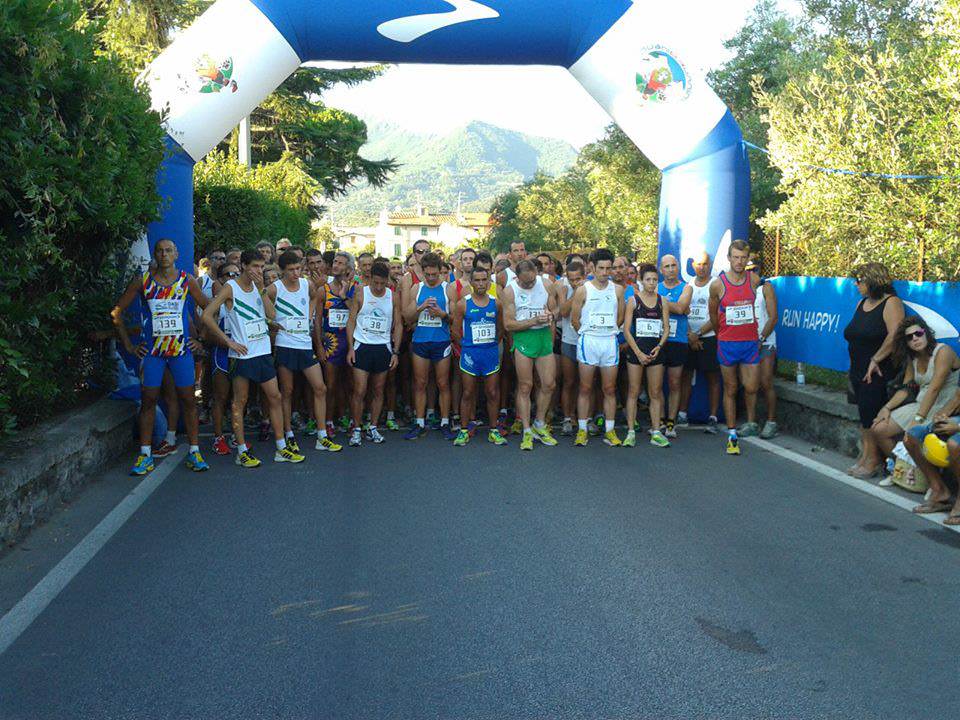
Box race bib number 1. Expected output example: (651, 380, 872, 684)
(725, 305, 755, 326)
(245, 317, 268, 341)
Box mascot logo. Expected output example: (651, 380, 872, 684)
(196, 55, 238, 94)
(636, 48, 689, 104)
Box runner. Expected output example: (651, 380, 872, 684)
(266, 251, 342, 453)
(398, 239, 430, 300)
(321, 252, 356, 437)
(111, 238, 211, 475)
(658, 254, 692, 438)
(572, 248, 624, 447)
(346, 262, 402, 447)
(202, 250, 305, 467)
(623, 263, 671, 448)
(502, 259, 558, 450)
(447, 247, 477, 428)
(709, 239, 763, 455)
(451, 266, 508, 447)
(679, 252, 721, 434)
(749, 257, 780, 439)
(275, 238, 293, 256)
(497, 240, 527, 289)
(555, 260, 586, 436)
(207, 262, 239, 455)
(357, 252, 374, 286)
(256, 241, 275, 265)
(403, 252, 456, 440)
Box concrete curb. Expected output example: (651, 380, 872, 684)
(766, 378, 861, 457)
(0, 398, 136, 547)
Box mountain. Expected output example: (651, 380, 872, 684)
(327, 120, 578, 222)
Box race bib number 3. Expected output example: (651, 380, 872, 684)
(725, 305, 755, 326)
(589, 311, 615, 330)
(327, 308, 348, 329)
(635, 318, 662, 338)
(470, 322, 496, 345)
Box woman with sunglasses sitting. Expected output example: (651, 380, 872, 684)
(867, 315, 960, 480)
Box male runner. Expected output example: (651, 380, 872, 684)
(403, 252, 456, 440)
(497, 240, 527, 289)
(451, 266, 508, 446)
(225, 247, 242, 267)
(749, 257, 780, 439)
(346, 262, 402, 447)
(256, 241, 275, 264)
(612, 256, 631, 287)
(207, 262, 239, 455)
(572, 248, 625, 447)
(112, 238, 211, 475)
(321, 252, 356, 436)
(447, 247, 477, 426)
(266, 251, 342, 453)
(202, 250, 305, 467)
(275, 237, 292, 256)
(709, 239, 762, 455)
(502, 259, 558, 450)
(357, 252, 374, 286)
(555, 260, 586, 435)
(658, 254, 692, 438)
(679, 252, 721, 433)
(398, 239, 431, 299)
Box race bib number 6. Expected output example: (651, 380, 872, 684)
(635, 318, 662, 338)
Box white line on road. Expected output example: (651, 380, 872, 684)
(0, 448, 185, 656)
(744, 437, 960, 534)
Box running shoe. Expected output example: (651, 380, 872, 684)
(385, 418, 400, 431)
(737, 422, 759, 438)
(291, 412, 305, 431)
(316, 436, 343, 452)
(561, 418, 574, 436)
(152, 441, 176, 458)
(130, 454, 154, 476)
(185, 450, 209, 472)
(212, 435, 231, 456)
(533, 425, 558, 446)
(603, 430, 622, 447)
(453, 429, 470, 447)
(305, 419, 318, 437)
(650, 430, 670, 448)
(349, 429, 362, 447)
(404, 425, 426, 440)
(496, 414, 509, 436)
(520, 430, 534, 451)
(726, 435, 741, 455)
(574, 429, 589, 447)
(465, 421, 480, 437)
(664, 420, 678, 439)
(285, 437, 301, 454)
(228, 434, 239, 449)
(623, 430, 637, 447)
(588, 416, 603, 437)
(440, 424, 457, 441)
(367, 427, 386, 444)
(510, 418, 524, 436)
(236, 450, 261, 468)
(760, 421, 779, 439)
(275, 446, 305, 463)
(325, 421, 337, 437)
(338, 415, 351, 432)
(428, 414, 441, 431)
(704, 416, 719, 435)
(676, 412, 689, 428)
(488, 429, 508, 446)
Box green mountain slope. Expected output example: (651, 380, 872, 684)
(328, 120, 577, 222)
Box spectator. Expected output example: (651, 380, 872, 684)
(275, 238, 292, 256)
(903, 381, 960, 519)
(256, 241, 275, 264)
(869, 316, 960, 481)
(843, 263, 905, 479)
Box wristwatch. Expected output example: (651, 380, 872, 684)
(914, 414, 925, 423)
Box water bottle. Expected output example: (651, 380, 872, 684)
(796, 362, 806, 386)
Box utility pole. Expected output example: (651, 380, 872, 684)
(238, 116, 251, 167)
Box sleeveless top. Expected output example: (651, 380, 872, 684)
(197, 273, 214, 318)
(509, 276, 549, 330)
(717, 271, 758, 342)
(224, 279, 270, 359)
(461, 295, 498, 349)
(579, 281, 619, 337)
(754, 279, 776, 346)
(412, 281, 450, 343)
(273, 278, 312, 350)
(504, 267, 517, 286)
(323, 280, 354, 336)
(560, 279, 578, 345)
(844, 296, 892, 378)
(688, 280, 715, 338)
(630, 293, 664, 351)
(658, 280, 688, 344)
(142, 270, 191, 358)
(353, 286, 393, 348)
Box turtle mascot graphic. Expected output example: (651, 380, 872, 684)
(636, 49, 689, 104)
(197, 56, 238, 94)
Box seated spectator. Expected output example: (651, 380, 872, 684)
(904, 380, 960, 521)
(869, 316, 960, 479)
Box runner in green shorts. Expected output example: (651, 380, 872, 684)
(512, 326, 554, 359)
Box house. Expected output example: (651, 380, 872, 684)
(374, 204, 492, 259)
(329, 226, 377, 255)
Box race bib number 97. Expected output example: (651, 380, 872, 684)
(327, 308, 348, 329)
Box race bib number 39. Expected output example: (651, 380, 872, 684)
(725, 305, 755, 326)
(327, 308, 348, 329)
(470, 322, 496, 345)
(635, 318, 662, 338)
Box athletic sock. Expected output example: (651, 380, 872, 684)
(605, 419, 615, 433)
(189, 445, 199, 454)
(440, 418, 449, 426)
(386, 411, 395, 421)
(276, 439, 287, 450)
(140, 445, 151, 457)
(318, 430, 328, 439)
(533, 420, 546, 430)
(416, 417, 425, 428)
(578, 419, 588, 432)
(285, 431, 294, 439)
(166, 431, 176, 445)
(238, 443, 248, 454)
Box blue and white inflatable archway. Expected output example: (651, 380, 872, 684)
(143, 0, 749, 277)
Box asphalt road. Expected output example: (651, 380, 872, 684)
(2, 428, 959, 719)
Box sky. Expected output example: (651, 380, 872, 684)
(320, 0, 780, 149)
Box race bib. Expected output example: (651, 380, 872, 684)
(635, 318, 662, 338)
(689, 304, 708, 322)
(725, 304, 755, 326)
(418, 311, 443, 328)
(589, 311, 616, 330)
(470, 322, 496, 345)
(518, 306, 544, 321)
(328, 308, 348, 329)
(668, 318, 679, 338)
(282, 316, 309, 334)
(362, 315, 388, 336)
(245, 317, 268, 341)
(150, 299, 184, 337)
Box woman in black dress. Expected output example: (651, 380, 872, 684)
(843, 263, 904, 478)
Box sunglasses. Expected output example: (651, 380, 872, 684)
(905, 329, 926, 340)
(222, 271, 240, 279)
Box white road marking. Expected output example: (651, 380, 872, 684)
(745, 437, 960, 534)
(0, 448, 187, 656)
(377, 0, 499, 43)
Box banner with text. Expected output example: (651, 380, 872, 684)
(770, 276, 960, 373)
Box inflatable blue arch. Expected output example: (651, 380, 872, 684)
(142, 0, 750, 276)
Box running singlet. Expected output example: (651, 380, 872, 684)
(717, 271, 759, 342)
(658, 280, 688, 343)
(142, 270, 191, 358)
(323, 281, 354, 335)
(560, 279, 578, 345)
(412, 282, 450, 343)
(509, 276, 549, 329)
(754, 280, 776, 346)
(630, 293, 664, 350)
(688, 281, 715, 338)
(273, 278, 312, 350)
(224, 279, 271, 359)
(461, 296, 498, 349)
(353, 286, 394, 348)
(579, 281, 618, 337)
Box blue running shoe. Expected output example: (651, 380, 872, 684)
(185, 450, 209, 472)
(440, 424, 457, 441)
(404, 425, 426, 440)
(130, 454, 154, 476)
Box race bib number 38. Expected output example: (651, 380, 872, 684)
(363, 316, 388, 335)
(725, 305, 755, 326)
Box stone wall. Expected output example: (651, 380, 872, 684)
(0, 398, 136, 546)
(762, 379, 862, 457)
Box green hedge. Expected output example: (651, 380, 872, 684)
(0, 0, 165, 439)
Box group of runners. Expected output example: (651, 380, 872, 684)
(111, 236, 780, 475)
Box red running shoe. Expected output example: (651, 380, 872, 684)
(212, 435, 231, 456)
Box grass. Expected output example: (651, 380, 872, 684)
(777, 359, 848, 393)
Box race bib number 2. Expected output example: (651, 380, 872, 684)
(283, 316, 308, 334)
